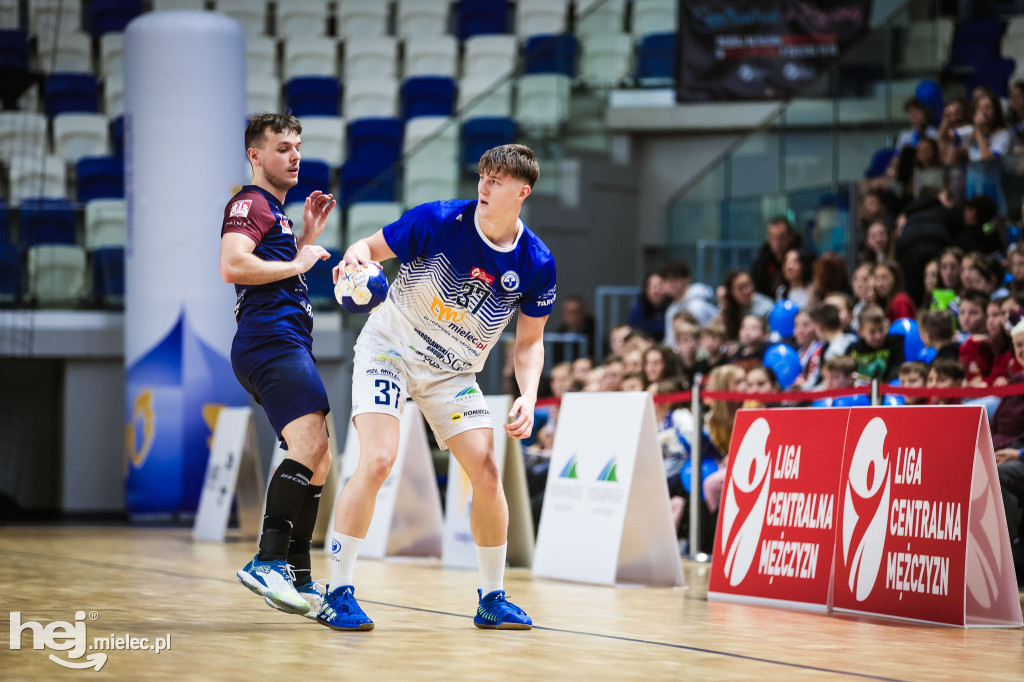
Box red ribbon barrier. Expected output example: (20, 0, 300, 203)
(533, 381, 1024, 409)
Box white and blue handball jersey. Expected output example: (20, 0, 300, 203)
(364, 200, 557, 375)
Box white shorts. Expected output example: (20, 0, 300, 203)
(351, 332, 493, 450)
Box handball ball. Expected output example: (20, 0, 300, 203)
(334, 263, 388, 314)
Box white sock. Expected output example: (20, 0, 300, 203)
(329, 532, 364, 589)
(475, 543, 507, 596)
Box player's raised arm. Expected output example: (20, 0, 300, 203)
(333, 229, 396, 284)
(297, 190, 336, 248)
(220, 231, 328, 285)
(505, 312, 549, 440)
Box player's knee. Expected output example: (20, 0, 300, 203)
(314, 447, 332, 480)
(472, 455, 502, 497)
(363, 450, 396, 487)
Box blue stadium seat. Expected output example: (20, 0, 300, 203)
(304, 247, 340, 305)
(864, 147, 896, 178)
(523, 34, 578, 76)
(0, 30, 29, 69)
(461, 117, 517, 170)
(111, 116, 124, 158)
(77, 156, 125, 202)
(967, 57, 1015, 97)
(0, 242, 20, 304)
(92, 246, 125, 307)
(89, 0, 143, 37)
(341, 159, 397, 205)
(45, 72, 100, 117)
(402, 76, 456, 120)
(18, 199, 77, 247)
(0, 198, 8, 244)
(947, 19, 1003, 76)
(286, 76, 341, 117)
(636, 33, 676, 86)
(346, 118, 402, 169)
(456, 0, 509, 40)
(284, 160, 331, 205)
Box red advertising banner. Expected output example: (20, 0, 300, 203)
(832, 406, 1021, 627)
(707, 408, 851, 609)
(709, 405, 1021, 628)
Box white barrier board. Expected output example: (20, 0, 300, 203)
(442, 395, 535, 569)
(533, 392, 684, 586)
(325, 404, 443, 558)
(193, 407, 264, 542)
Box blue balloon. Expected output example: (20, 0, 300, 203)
(763, 342, 801, 388)
(889, 378, 901, 386)
(889, 317, 923, 362)
(917, 346, 937, 363)
(769, 299, 800, 338)
(883, 394, 906, 406)
(915, 79, 944, 125)
(680, 458, 720, 495)
(833, 394, 870, 407)
(810, 398, 832, 407)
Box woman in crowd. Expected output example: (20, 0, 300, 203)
(697, 365, 748, 518)
(871, 260, 918, 321)
(986, 296, 1016, 386)
(644, 344, 684, 388)
(719, 270, 774, 341)
(861, 221, 893, 265)
(811, 251, 851, 298)
(962, 252, 1007, 298)
(775, 248, 815, 309)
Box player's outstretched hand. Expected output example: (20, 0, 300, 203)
(504, 396, 535, 440)
(303, 191, 335, 239)
(294, 244, 330, 273)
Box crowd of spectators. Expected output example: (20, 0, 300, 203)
(524, 178, 1024, 576)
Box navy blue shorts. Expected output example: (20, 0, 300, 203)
(231, 334, 330, 446)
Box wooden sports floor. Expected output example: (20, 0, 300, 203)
(1, 526, 1021, 681)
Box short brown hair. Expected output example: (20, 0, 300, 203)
(823, 355, 856, 375)
(929, 358, 965, 383)
(857, 304, 886, 328)
(808, 302, 841, 331)
(899, 361, 928, 380)
(478, 144, 539, 187)
(245, 112, 301, 152)
(919, 309, 954, 342)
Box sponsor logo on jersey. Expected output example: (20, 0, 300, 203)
(470, 267, 494, 286)
(536, 285, 557, 307)
(374, 350, 402, 364)
(462, 409, 489, 419)
(413, 330, 471, 371)
(455, 387, 481, 398)
(431, 296, 466, 323)
(450, 413, 463, 423)
(501, 270, 520, 291)
(280, 217, 293, 236)
(229, 199, 252, 217)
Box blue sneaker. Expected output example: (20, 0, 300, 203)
(316, 585, 374, 631)
(236, 554, 309, 615)
(265, 580, 324, 620)
(473, 589, 532, 630)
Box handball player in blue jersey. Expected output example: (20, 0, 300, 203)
(220, 113, 336, 618)
(318, 144, 556, 631)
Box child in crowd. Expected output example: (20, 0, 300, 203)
(927, 358, 966, 405)
(919, 308, 961, 360)
(744, 365, 780, 408)
(608, 325, 633, 358)
(790, 309, 823, 389)
(985, 297, 1016, 386)
(571, 356, 593, 385)
(622, 349, 643, 375)
(620, 372, 646, 393)
(850, 263, 875, 331)
(695, 321, 728, 377)
(824, 291, 856, 333)
(673, 319, 701, 384)
(898, 361, 930, 405)
(958, 288, 993, 383)
(822, 355, 857, 390)
(728, 314, 770, 372)
(644, 344, 683, 387)
(810, 302, 857, 361)
(850, 304, 906, 382)
(600, 357, 625, 392)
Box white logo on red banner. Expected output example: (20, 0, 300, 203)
(841, 417, 891, 602)
(229, 199, 252, 218)
(720, 417, 772, 587)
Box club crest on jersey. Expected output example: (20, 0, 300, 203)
(229, 199, 252, 218)
(500, 270, 520, 291)
(470, 267, 494, 286)
(280, 217, 293, 235)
